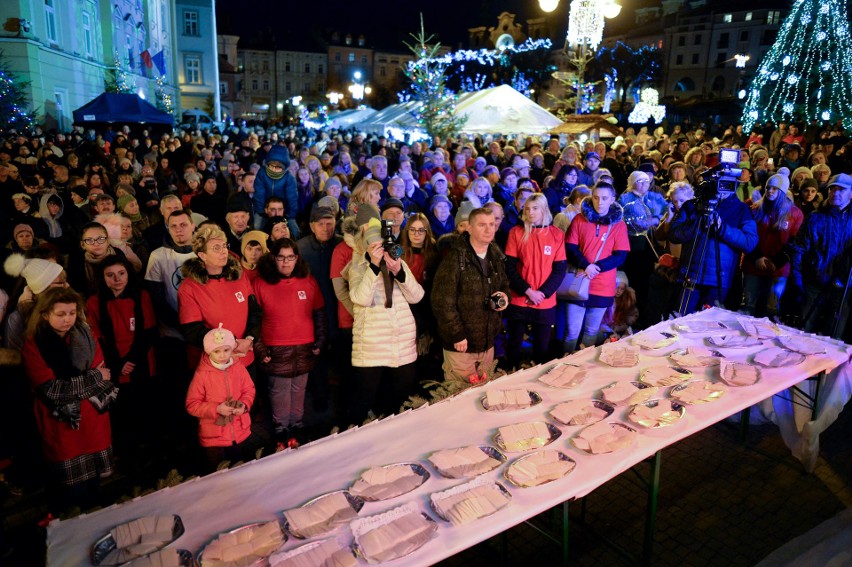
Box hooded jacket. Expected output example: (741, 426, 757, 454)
(253, 145, 298, 220)
(185, 355, 254, 448)
(431, 232, 511, 353)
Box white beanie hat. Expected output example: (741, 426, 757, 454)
(203, 323, 236, 354)
(3, 254, 64, 295)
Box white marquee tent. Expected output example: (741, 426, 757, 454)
(327, 107, 377, 129)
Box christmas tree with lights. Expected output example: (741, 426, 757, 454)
(742, 0, 852, 131)
(0, 53, 36, 132)
(105, 50, 134, 94)
(402, 17, 466, 142)
(155, 75, 173, 115)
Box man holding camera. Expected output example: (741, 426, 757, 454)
(432, 207, 511, 382)
(669, 164, 758, 315)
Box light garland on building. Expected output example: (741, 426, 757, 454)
(628, 87, 666, 123)
(406, 38, 552, 71)
(742, 0, 852, 130)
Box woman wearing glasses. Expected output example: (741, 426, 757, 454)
(251, 239, 327, 440)
(67, 222, 130, 296)
(178, 225, 262, 372)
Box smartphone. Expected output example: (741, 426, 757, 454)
(767, 157, 774, 167)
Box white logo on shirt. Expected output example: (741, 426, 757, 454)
(544, 245, 552, 256)
(129, 317, 136, 331)
(235, 291, 245, 303)
(297, 290, 307, 300)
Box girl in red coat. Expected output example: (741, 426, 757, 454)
(22, 287, 117, 512)
(186, 324, 256, 472)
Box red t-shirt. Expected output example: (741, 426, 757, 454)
(505, 225, 567, 310)
(565, 215, 630, 297)
(253, 275, 324, 345)
(330, 241, 355, 329)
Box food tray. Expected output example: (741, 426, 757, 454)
(493, 421, 562, 453)
(123, 549, 194, 567)
(600, 381, 656, 406)
(91, 515, 185, 566)
(429, 478, 513, 524)
(196, 521, 286, 567)
(672, 320, 729, 333)
(427, 445, 506, 479)
(718, 361, 762, 386)
(599, 343, 640, 367)
(283, 490, 364, 539)
(752, 346, 806, 368)
(480, 389, 543, 411)
(571, 422, 638, 455)
(538, 363, 588, 389)
(504, 450, 576, 488)
(351, 504, 438, 565)
(777, 335, 826, 355)
(632, 330, 679, 350)
(348, 462, 430, 502)
(706, 334, 764, 348)
(670, 380, 728, 404)
(269, 538, 357, 567)
(669, 347, 723, 367)
(639, 365, 693, 387)
(549, 399, 614, 426)
(627, 399, 686, 428)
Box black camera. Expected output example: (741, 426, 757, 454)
(484, 292, 508, 311)
(144, 178, 156, 188)
(695, 148, 742, 217)
(380, 219, 403, 260)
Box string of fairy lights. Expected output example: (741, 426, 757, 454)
(742, 0, 852, 130)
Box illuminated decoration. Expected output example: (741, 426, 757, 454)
(291, 95, 303, 106)
(742, 0, 852, 131)
(603, 70, 617, 113)
(0, 56, 35, 131)
(566, 0, 621, 50)
(735, 54, 750, 68)
(348, 71, 372, 104)
(539, 0, 559, 12)
(822, 110, 832, 120)
(326, 92, 343, 105)
(738, 89, 747, 99)
(154, 75, 173, 115)
(106, 50, 134, 94)
(409, 38, 552, 69)
(628, 87, 666, 124)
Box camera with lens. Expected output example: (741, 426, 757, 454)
(695, 148, 742, 217)
(144, 178, 157, 189)
(381, 219, 403, 260)
(484, 292, 508, 311)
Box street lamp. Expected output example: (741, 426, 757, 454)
(348, 71, 371, 106)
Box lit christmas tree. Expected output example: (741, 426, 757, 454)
(402, 17, 467, 142)
(0, 54, 35, 131)
(155, 75, 173, 115)
(742, 0, 852, 131)
(105, 50, 134, 94)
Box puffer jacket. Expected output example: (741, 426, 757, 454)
(789, 203, 852, 287)
(669, 195, 758, 287)
(185, 355, 255, 448)
(253, 145, 298, 219)
(349, 238, 424, 368)
(431, 233, 511, 353)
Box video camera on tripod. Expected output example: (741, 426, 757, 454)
(694, 148, 742, 218)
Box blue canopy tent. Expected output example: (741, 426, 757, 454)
(73, 93, 174, 125)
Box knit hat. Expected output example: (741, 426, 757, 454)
(240, 230, 269, 256)
(637, 163, 656, 176)
(116, 194, 136, 213)
(184, 171, 202, 184)
(627, 170, 650, 188)
(616, 271, 629, 287)
(11, 193, 31, 204)
(429, 194, 453, 212)
(310, 205, 335, 223)
(354, 202, 381, 227)
(380, 198, 404, 214)
(430, 172, 447, 185)
(226, 196, 253, 214)
(765, 173, 790, 196)
(3, 254, 64, 295)
(799, 178, 819, 192)
(324, 176, 342, 193)
(317, 195, 340, 215)
(455, 201, 476, 226)
(363, 217, 383, 246)
(13, 223, 34, 238)
(515, 158, 530, 170)
(203, 323, 236, 354)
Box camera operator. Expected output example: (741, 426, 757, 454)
(669, 158, 758, 315)
(431, 207, 510, 383)
(788, 174, 852, 339)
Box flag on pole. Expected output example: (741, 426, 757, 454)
(141, 50, 153, 69)
(152, 51, 166, 76)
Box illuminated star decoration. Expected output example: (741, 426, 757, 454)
(742, 0, 852, 130)
(628, 87, 666, 124)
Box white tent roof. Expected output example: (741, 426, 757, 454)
(355, 85, 561, 138)
(327, 107, 377, 129)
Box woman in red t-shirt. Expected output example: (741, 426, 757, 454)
(505, 193, 568, 369)
(563, 182, 630, 353)
(252, 238, 327, 439)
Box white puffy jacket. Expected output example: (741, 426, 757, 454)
(349, 249, 424, 368)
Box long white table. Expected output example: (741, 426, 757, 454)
(47, 308, 852, 566)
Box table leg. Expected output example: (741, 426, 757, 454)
(811, 372, 823, 421)
(563, 500, 570, 567)
(642, 450, 662, 567)
(738, 407, 751, 443)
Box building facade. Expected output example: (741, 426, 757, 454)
(276, 50, 328, 106)
(175, 0, 220, 120)
(0, 0, 179, 131)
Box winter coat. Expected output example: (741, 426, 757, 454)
(253, 146, 298, 220)
(789, 203, 852, 288)
(742, 205, 803, 278)
(349, 238, 424, 368)
(565, 198, 630, 298)
(669, 195, 758, 287)
(431, 233, 511, 353)
(185, 356, 254, 448)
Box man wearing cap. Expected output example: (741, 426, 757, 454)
(380, 198, 405, 243)
(580, 152, 601, 187)
(224, 200, 253, 252)
(788, 173, 852, 338)
(298, 206, 343, 412)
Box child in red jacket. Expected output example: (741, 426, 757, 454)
(186, 324, 257, 472)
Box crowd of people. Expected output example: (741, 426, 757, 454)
(1, 118, 851, 515)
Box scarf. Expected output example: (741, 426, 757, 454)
(34, 323, 118, 428)
(265, 164, 284, 180)
(97, 287, 148, 382)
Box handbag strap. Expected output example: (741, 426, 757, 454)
(591, 223, 613, 264)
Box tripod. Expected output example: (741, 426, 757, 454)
(677, 209, 724, 317)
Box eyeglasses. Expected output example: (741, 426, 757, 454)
(82, 236, 108, 245)
(408, 228, 427, 234)
(276, 254, 297, 262)
(208, 243, 229, 253)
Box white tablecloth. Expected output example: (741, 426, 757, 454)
(47, 308, 852, 566)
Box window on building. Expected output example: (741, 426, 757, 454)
(767, 11, 780, 25)
(361, 55, 367, 64)
(380, 66, 386, 77)
(723, 13, 732, 23)
(717, 33, 729, 48)
(745, 12, 753, 21)
(263, 61, 270, 72)
(251, 79, 258, 90)
(318, 63, 324, 74)
(44, 0, 57, 43)
(54, 90, 66, 131)
(126, 34, 134, 68)
(82, 12, 93, 56)
(284, 61, 290, 72)
(285, 82, 291, 93)
(304, 82, 310, 92)
(676, 54, 683, 65)
(348, 53, 355, 63)
(184, 10, 198, 36)
(304, 62, 310, 73)
(220, 82, 228, 95)
(716, 52, 727, 67)
(694, 34, 702, 45)
(263, 80, 269, 91)
(740, 31, 749, 42)
(675, 77, 695, 92)
(186, 56, 201, 84)
(691, 53, 699, 64)
(334, 53, 341, 62)
(711, 75, 726, 92)
(678, 35, 685, 47)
